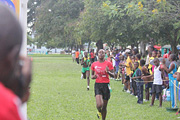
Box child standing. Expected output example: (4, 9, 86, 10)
(132, 62, 143, 104)
(150, 58, 163, 107)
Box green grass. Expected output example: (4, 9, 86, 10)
(28, 56, 179, 120)
(28, 54, 71, 57)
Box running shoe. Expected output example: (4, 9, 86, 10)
(87, 86, 89, 91)
(81, 74, 83, 79)
(126, 90, 130, 93)
(97, 111, 102, 119)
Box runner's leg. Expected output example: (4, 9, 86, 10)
(102, 100, 108, 120)
(86, 71, 90, 90)
(96, 95, 103, 112)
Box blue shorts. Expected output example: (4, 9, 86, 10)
(115, 65, 119, 74)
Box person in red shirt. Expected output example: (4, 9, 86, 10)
(90, 49, 95, 63)
(91, 49, 114, 120)
(0, 4, 32, 120)
(163, 49, 168, 58)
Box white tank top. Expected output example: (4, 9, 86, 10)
(153, 66, 162, 85)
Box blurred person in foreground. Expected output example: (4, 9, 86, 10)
(0, 4, 32, 120)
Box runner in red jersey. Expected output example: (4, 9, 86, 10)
(91, 49, 114, 120)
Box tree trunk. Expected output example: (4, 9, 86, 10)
(140, 41, 146, 57)
(96, 40, 103, 52)
(131, 44, 134, 50)
(88, 40, 91, 53)
(168, 32, 178, 54)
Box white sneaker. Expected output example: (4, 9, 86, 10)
(126, 90, 130, 93)
(81, 74, 83, 79)
(136, 96, 138, 98)
(87, 86, 89, 90)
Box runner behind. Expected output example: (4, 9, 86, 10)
(91, 49, 114, 120)
(81, 52, 91, 90)
(75, 49, 79, 64)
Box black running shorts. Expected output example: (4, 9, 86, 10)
(94, 83, 110, 100)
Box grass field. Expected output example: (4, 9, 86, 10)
(27, 55, 179, 120)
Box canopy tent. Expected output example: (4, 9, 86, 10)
(154, 45, 161, 50)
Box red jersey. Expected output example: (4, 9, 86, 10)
(107, 57, 112, 63)
(90, 52, 94, 58)
(91, 60, 114, 83)
(0, 83, 23, 120)
(163, 54, 168, 58)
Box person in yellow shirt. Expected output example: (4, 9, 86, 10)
(131, 55, 136, 95)
(136, 54, 142, 70)
(125, 52, 132, 93)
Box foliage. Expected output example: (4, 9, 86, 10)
(33, 0, 180, 53)
(34, 0, 84, 49)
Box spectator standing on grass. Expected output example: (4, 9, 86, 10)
(144, 58, 163, 107)
(173, 51, 180, 82)
(163, 49, 168, 58)
(124, 52, 132, 93)
(75, 49, 80, 64)
(162, 54, 178, 108)
(113, 49, 120, 80)
(0, 4, 32, 120)
(71, 49, 76, 62)
(145, 52, 153, 101)
(90, 49, 95, 64)
(132, 62, 143, 104)
(157, 50, 162, 58)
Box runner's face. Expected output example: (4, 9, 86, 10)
(98, 49, 105, 59)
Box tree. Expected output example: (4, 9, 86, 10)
(34, 0, 84, 49)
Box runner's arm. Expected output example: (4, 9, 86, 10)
(91, 70, 97, 79)
(107, 70, 114, 78)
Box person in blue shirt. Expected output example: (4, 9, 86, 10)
(132, 62, 143, 104)
(162, 54, 178, 108)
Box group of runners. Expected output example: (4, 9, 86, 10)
(72, 46, 180, 120)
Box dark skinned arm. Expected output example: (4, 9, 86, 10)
(163, 63, 175, 73)
(91, 70, 97, 79)
(81, 58, 84, 65)
(106, 66, 115, 78)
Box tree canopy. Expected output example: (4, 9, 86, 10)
(28, 0, 180, 53)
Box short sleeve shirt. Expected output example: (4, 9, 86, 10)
(90, 52, 94, 58)
(75, 51, 79, 58)
(91, 61, 114, 83)
(0, 83, 22, 120)
(126, 56, 132, 75)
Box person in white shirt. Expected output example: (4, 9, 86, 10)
(145, 58, 163, 107)
(71, 49, 76, 62)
